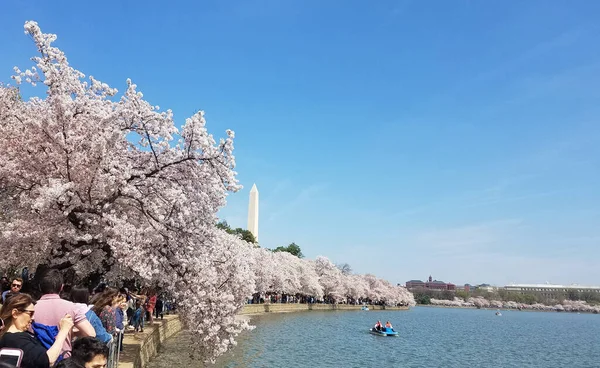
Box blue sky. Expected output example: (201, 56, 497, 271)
(2, 0, 600, 286)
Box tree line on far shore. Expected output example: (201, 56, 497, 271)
(412, 288, 600, 306)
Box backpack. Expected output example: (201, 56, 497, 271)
(31, 322, 65, 362)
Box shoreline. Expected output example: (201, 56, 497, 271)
(418, 304, 476, 309)
(239, 303, 410, 316)
(417, 304, 599, 314)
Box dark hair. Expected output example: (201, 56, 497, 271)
(54, 358, 84, 368)
(39, 269, 63, 294)
(3, 291, 18, 304)
(11, 278, 23, 284)
(92, 288, 119, 316)
(0, 293, 35, 338)
(71, 337, 109, 363)
(70, 287, 90, 305)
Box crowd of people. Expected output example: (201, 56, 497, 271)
(0, 271, 171, 368)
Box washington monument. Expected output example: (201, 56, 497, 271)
(247, 183, 259, 241)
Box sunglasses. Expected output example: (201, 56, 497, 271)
(21, 310, 34, 317)
(11, 284, 22, 288)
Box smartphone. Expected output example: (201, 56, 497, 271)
(0, 348, 23, 366)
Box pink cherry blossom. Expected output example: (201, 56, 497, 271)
(0, 21, 245, 362)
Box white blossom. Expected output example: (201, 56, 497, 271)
(0, 21, 244, 362)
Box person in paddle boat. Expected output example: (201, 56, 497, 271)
(373, 321, 382, 331)
(385, 321, 395, 331)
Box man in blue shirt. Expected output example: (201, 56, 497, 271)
(2, 277, 22, 302)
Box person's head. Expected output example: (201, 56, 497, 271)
(0, 293, 36, 337)
(112, 295, 125, 308)
(71, 337, 109, 368)
(9, 278, 23, 293)
(70, 287, 91, 305)
(92, 288, 119, 315)
(39, 269, 63, 295)
(55, 358, 84, 368)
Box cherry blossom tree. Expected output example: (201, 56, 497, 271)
(314, 256, 344, 301)
(0, 21, 252, 362)
(467, 296, 491, 309)
(1, 21, 417, 361)
(430, 297, 472, 307)
(270, 251, 302, 295)
(489, 300, 504, 309)
(295, 259, 323, 299)
(252, 248, 277, 297)
(343, 274, 369, 302)
(562, 300, 600, 313)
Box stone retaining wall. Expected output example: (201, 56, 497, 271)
(118, 314, 182, 368)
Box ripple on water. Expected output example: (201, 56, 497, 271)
(149, 307, 600, 368)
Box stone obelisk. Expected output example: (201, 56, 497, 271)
(247, 183, 259, 241)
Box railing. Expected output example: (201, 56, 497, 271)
(106, 333, 122, 368)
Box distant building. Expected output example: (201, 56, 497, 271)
(504, 283, 600, 298)
(428, 280, 456, 291)
(476, 283, 495, 293)
(405, 276, 455, 291)
(405, 280, 426, 289)
(456, 284, 472, 292)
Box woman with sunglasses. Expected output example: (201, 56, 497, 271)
(0, 293, 74, 368)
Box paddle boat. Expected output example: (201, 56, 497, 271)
(361, 306, 369, 311)
(495, 311, 502, 316)
(369, 327, 398, 337)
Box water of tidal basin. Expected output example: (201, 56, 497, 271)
(148, 306, 600, 368)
